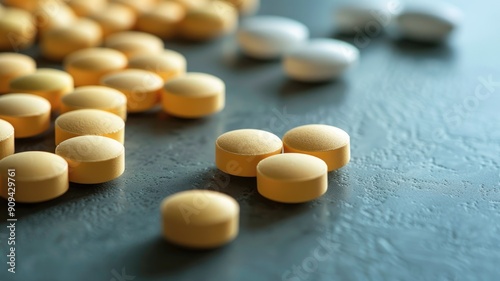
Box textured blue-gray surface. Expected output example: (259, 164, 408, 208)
(1, 0, 499, 280)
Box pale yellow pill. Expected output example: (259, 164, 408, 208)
(9, 68, 74, 111)
(0, 151, 69, 203)
(0, 53, 36, 93)
(64, 48, 128, 87)
(55, 109, 125, 145)
(88, 3, 136, 38)
(257, 153, 328, 203)
(101, 69, 163, 113)
(56, 136, 125, 184)
(178, 0, 238, 41)
(222, 0, 260, 16)
(66, 0, 107, 17)
(162, 73, 225, 118)
(61, 86, 128, 120)
(35, 1, 77, 34)
(0, 94, 51, 138)
(0, 119, 14, 160)
(215, 129, 282, 177)
(40, 18, 102, 61)
(283, 124, 350, 172)
(128, 50, 186, 82)
(0, 7, 36, 51)
(136, 1, 186, 39)
(111, 0, 156, 14)
(161, 190, 239, 249)
(104, 31, 164, 59)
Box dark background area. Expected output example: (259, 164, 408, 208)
(1, 0, 499, 280)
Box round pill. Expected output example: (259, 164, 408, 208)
(61, 86, 128, 120)
(333, 0, 389, 34)
(283, 38, 359, 82)
(127, 50, 187, 82)
(0, 7, 36, 51)
(55, 109, 125, 145)
(35, 1, 77, 34)
(111, 0, 156, 14)
(178, 0, 238, 41)
(9, 68, 74, 111)
(66, 0, 107, 17)
(0, 94, 51, 138)
(283, 124, 350, 172)
(395, 2, 462, 43)
(215, 129, 282, 177)
(100, 69, 163, 113)
(88, 3, 136, 38)
(161, 190, 239, 249)
(0, 151, 69, 203)
(221, 0, 260, 16)
(40, 18, 102, 61)
(237, 16, 309, 59)
(136, 1, 186, 39)
(0, 53, 36, 93)
(0, 119, 14, 160)
(162, 73, 225, 118)
(257, 153, 328, 203)
(56, 136, 125, 184)
(104, 31, 164, 59)
(64, 48, 128, 87)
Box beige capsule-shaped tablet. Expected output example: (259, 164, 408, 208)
(0, 53, 36, 93)
(136, 1, 186, 39)
(221, 0, 260, 16)
(55, 109, 125, 145)
(283, 124, 350, 171)
(9, 68, 74, 111)
(216, 129, 282, 177)
(56, 136, 125, 184)
(0, 7, 36, 51)
(61, 86, 128, 120)
(162, 73, 225, 118)
(64, 48, 128, 86)
(178, 0, 238, 41)
(0, 119, 14, 160)
(101, 69, 163, 113)
(0, 151, 69, 203)
(257, 153, 328, 203)
(66, 0, 107, 17)
(104, 31, 164, 59)
(88, 3, 136, 38)
(0, 94, 51, 138)
(128, 50, 187, 82)
(40, 18, 102, 61)
(161, 190, 239, 249)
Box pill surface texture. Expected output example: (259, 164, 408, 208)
(161, 190, 239, 249)
(162, 73, 225, 118)
(216, 129, 283, 177)
(56, 136, 125, 184)
(283, 124, 350, 171)
(127, 50, 187, 82)
(0, 94, 51, 138)
(0, 8, 35, 51)
(61, 86, 128, 120)
(104, 31, 164, 59)
(0, 152, 69, 203)
(237, 16, 309, 59)
(257, 153, 328, 203)
(0, 119, 14, 160)
(55, 109, 125, 145)
(283, 39, 359, 82)
(0, 53, 36, 93)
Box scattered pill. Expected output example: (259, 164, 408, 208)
(55, 109, 125, 145)
(237, 16, 309, 59)
(0, 94, 51, 138)
(61, 86, 128, 121)
(136, 1, 185, 39)
(257, 153, 328, 203)
(104, 31, 164, 59)
(0, 53, 36, 93)
(100, 69, 163, 113)
(0, 7, 36, 51)
(0, 119, 14, 160)
(9, 68, 74, 111)
(88, 3, 136, 38)
(283, 124, 350, 171)
(64, 48, 128, 87)
(161, 190, 239, 249)
(216, 129, 282, 177)
(0, 151, 69, 203)
(56, 136, 125, 184)
(162, 73, 225, 118)
(283, 38, 359, 82)
(66, 0, 107, 17)
(128, 50, 187, 82)
(222, 0, 260, 16)
(111, 0, 156, 14)
(40, 18, 102, 61)
(333, 0, 390, 34)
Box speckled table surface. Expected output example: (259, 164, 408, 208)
(1, 0, 500, 281)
